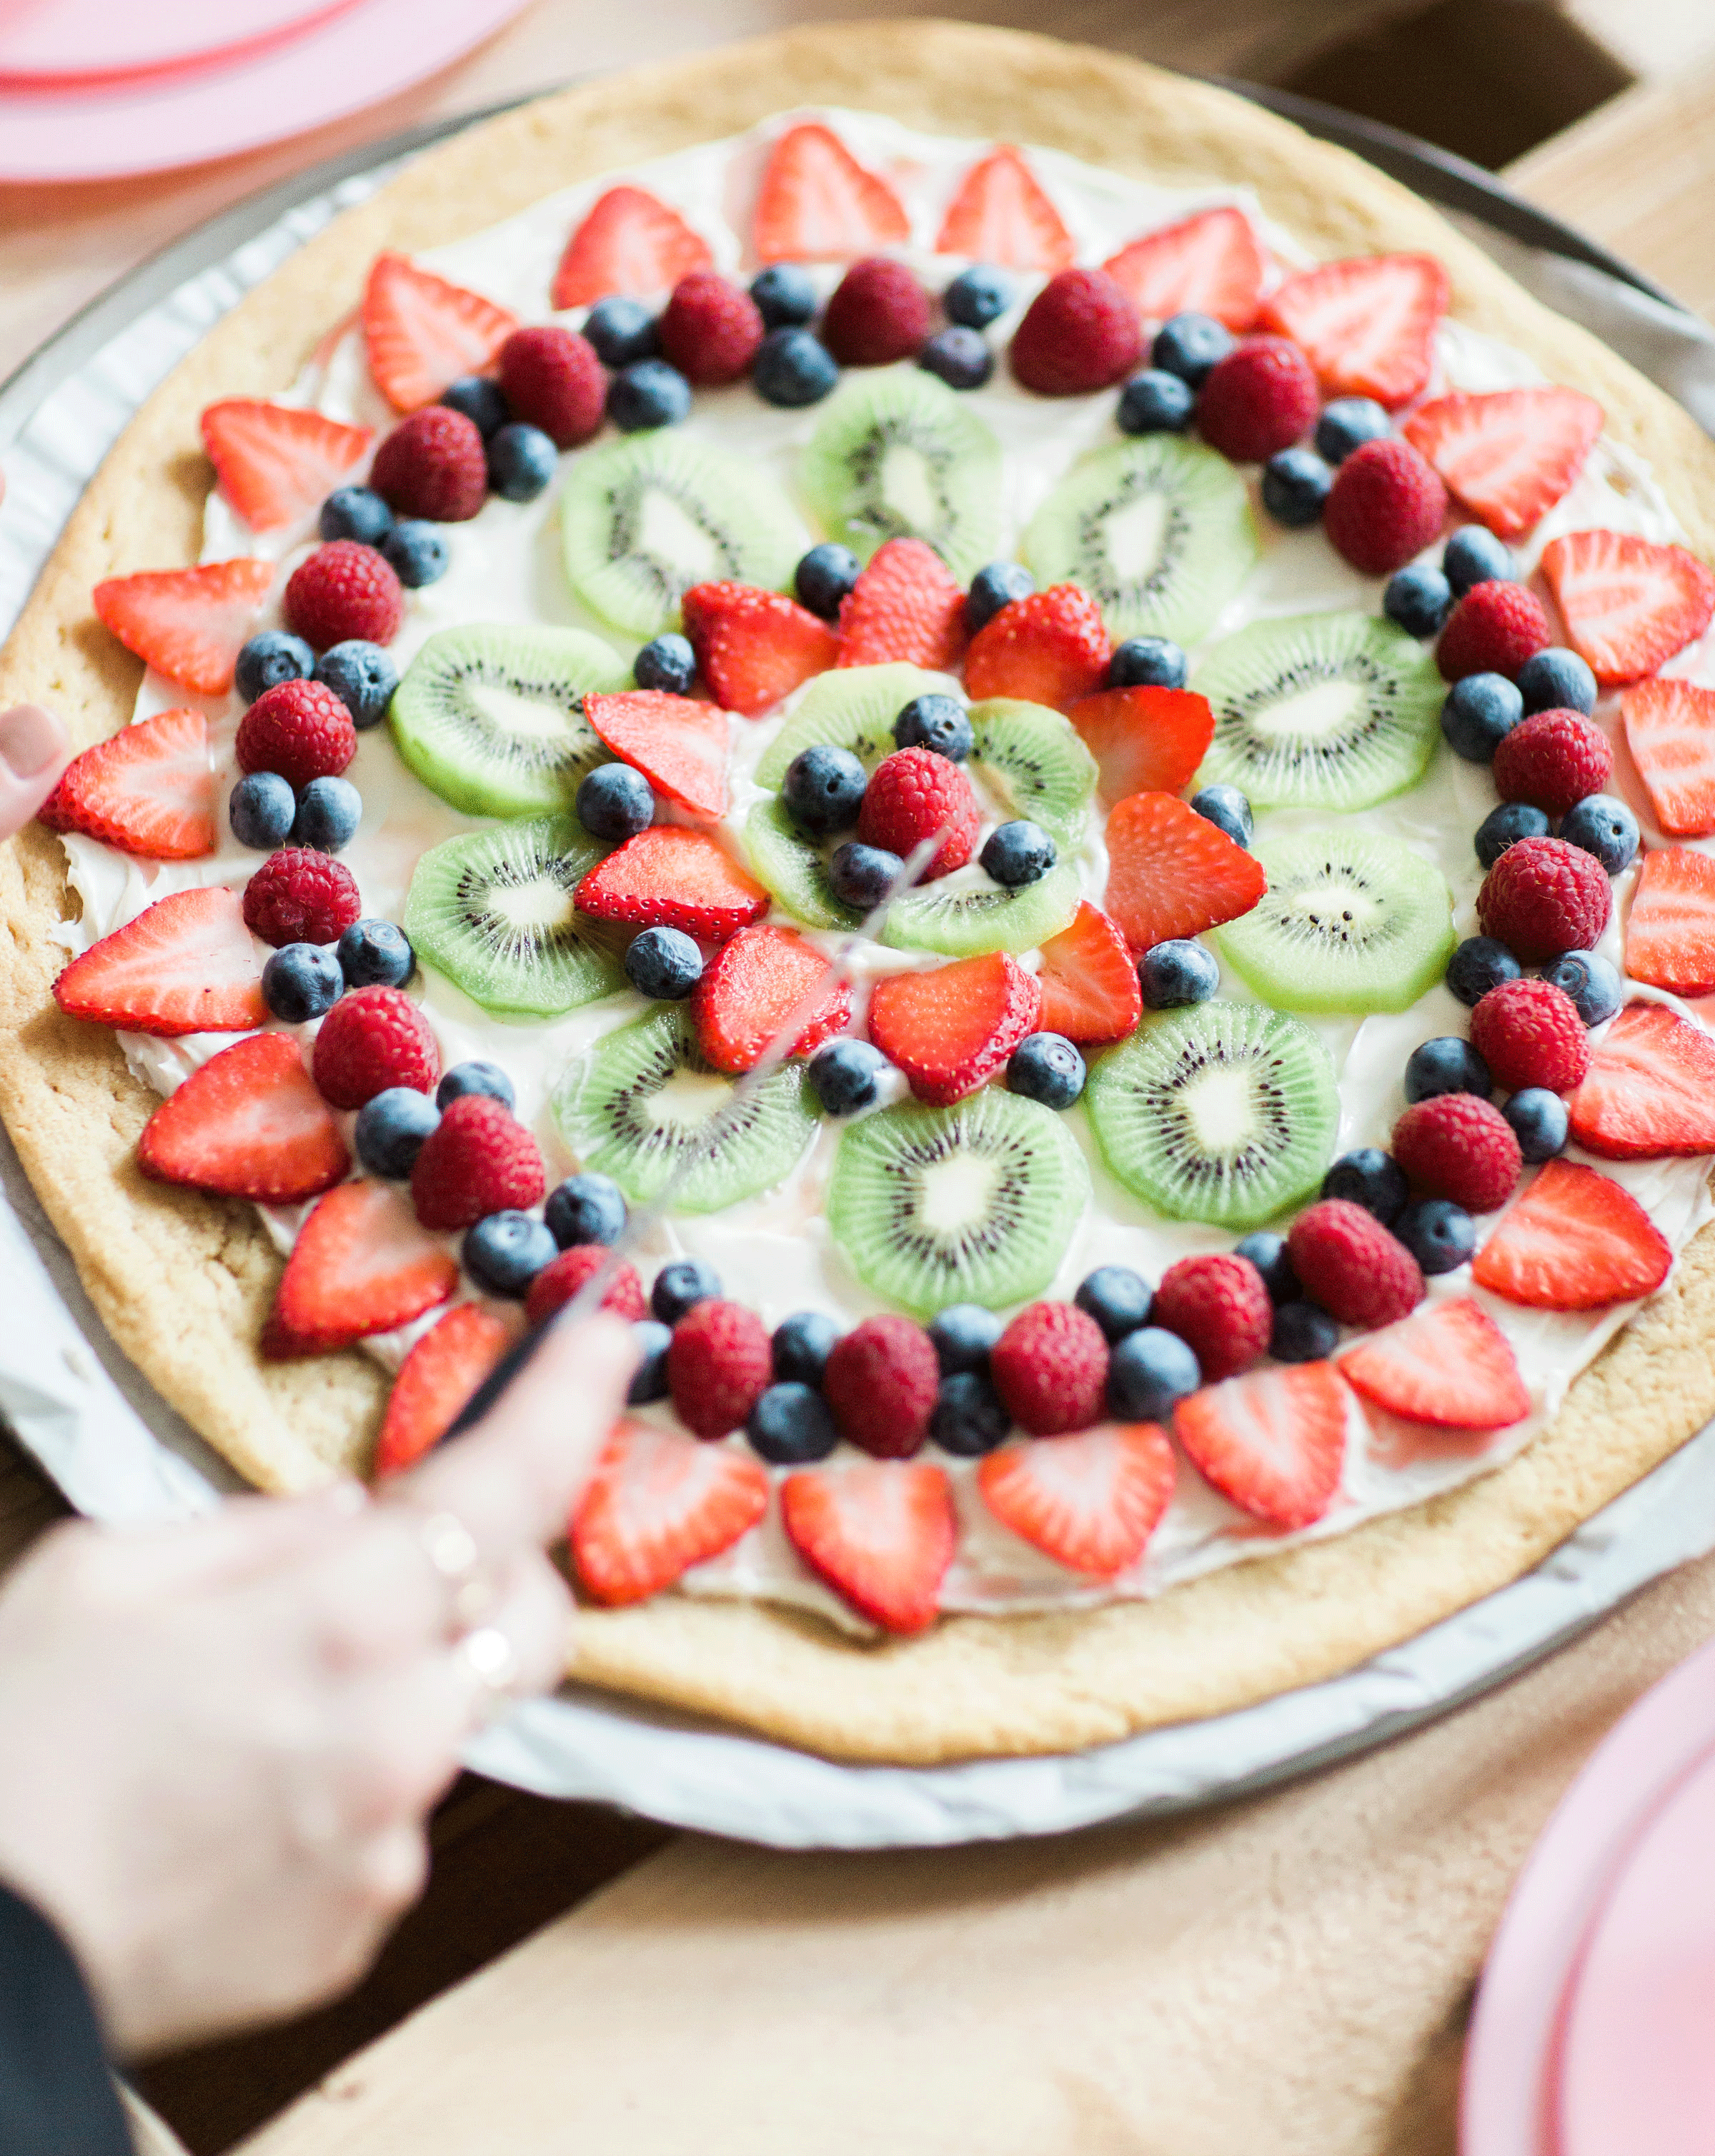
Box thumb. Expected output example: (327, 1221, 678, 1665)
(0, 705, 70, 843)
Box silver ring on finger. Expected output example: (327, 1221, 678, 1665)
(402, 1506, 497, 1635)
(454, 1624, 525, 1727)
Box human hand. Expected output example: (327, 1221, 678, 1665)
(0, 1311, 633, 2055)
(0, 702, 71, 840)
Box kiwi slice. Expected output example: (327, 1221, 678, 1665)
(753, 663, 947, 791)
(800, 368, 1003, 582)
(552, 1005, 817, 1211)
(1023, 435, 1258, 645)
(743, 798, 861, 932)
(827, 1088, 1089, 1316)
(389, 624, 628, 817)
(968, 699, 1097, 845)
(560, 431, 806, 638)
(403, 815, 623, 1018)
(1216, 828, 1456, 1015)
(1085, 1000, 1337, 1231)
(880, 859, 1080, 958)
(1192, 612, 1444, 813)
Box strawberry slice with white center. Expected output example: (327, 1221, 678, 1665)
(573, 1420, 770, 1606)
(1624, 845, 1715, 997)
(264, 1179, 459, 1358)
(1036, 900, 1143, 1044)
(1102, 789, 1265, 950)
(574, 825, 770, 939)
(1622, 678, 1715, 837)
(1260, 252, 1448, 408)
(550, 185, 713, 310)
(199, 400, 373, 533)
(867, 950, 1042, 1105)
(53, 885, 265, 1037)
(691, 923, 852, 1074)
(91, 557, 274, 696)
(780, 1458, 956, 1634)
(1401, 387, 1604, 541)
(1100, 205, 1265, 331)
(978, 1422, 1175, 1577)
(360, 252, 518, 413)
(582, 689, 729, 819)
(935, 145, 1074, 271)
(1338, 1297, 1530, 1431)
(1538, 530, 1715, 687)
(1068, 685, 1215, 807)
(137, 1031, 349, 1204)
(751, 121, 910, 264)
(1567, 1000, 1715, 1158)
(1472, 1158, 1671, 1311)
(39, 706, 214, 860)
(375, 1303, 515, 1478)
(1172, 1363, 1350, 1529)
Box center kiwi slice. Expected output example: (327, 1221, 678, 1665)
(1191, 612, 1444, 812)
(552, 1005, 817, 1211)
(1023, 435, 1258, 645)
(753, 663, 948, 790)
(1084, 1000, 1338, 1231)
(826, 1088, 1089, 1316)
(967, 699, 1096, 845)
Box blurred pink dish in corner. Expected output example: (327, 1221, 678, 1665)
(0, 0, 361, 84)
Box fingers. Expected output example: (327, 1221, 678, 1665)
(0, 704, 70, 841)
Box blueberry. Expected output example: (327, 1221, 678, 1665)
(487, 422, 558, 502)
(1117, 368, 1194, 435)
(1151, 312, 1233, 387)
(382, 520, 449, 588)
(1108, 1326, 1200, 1421)
(795, 542, 861, 620)
(1383, 565, 1453, 640)
(439, 374, 510, 438)
(583, 297, 660, 367)
(1395, 1198, 1476, 1275)
(1518, 645, 1598, 717)
(808, 1037, 886, 1116)
(747, 1382, 840, 1464)
(314, 640, 398, 728)
(546, 1172, 627, 1248)
(1541, 949, 1623, 1027)
(964, 560, 1034, 634)
(1261, 446, 1333, 528)
(828, 841, 901, 909)
(463, 1210, 557, 1299)
(1271, 1301, 1339, 1362)
(772, 1311, 841, 1386)
(1446, 935, 1523, 1007)
(782, 743, 867, 835)
(893, 693, 973, 762)
(1007, 1031, 1085, 1110)
(1560, 793, 1639, 875)
(1108, 634, 1188, 690)
(945, 265, 1015, 329)
(338, 917, 414, 990)
(1314, 396, 1391, 464)
(1234, 1231, 1298, 1306)
(919, 326, 993, 390)
(262, 943, 343, 1023)
(632, 630, 695, 695)
(625, 925, 702, 1000)
(229, 770, 296, 850)
(235, 630, 314, 706)
(627, 1320, 672, 1404)
(751, 329, 837, 409)
(577, 762, 655, 841)
(1443, 524, 1514, 597)
(928, 1303, 1003, 1373)
(749, 264, 817, 330)
(1404, 1035, 1492, 1102)
(980, 820, 1055, 888)
(929, 1371, 1011, 1456)
(1321, 1146, 1408, 1226)
(292, 775, 362, 853)
(652, 1258, 720, 1324)
(1190, 783, 1252, 848)
(1476, 800, 1551, 870)
(1138, 938, 1219, 1009)
(437, 1060, 515, 1112)
(1441, 672, 1524, 762)
(1505, 1086, 1570, 1163)
(354, 1087, 439, 1178)
(607, 359, 692, 430)
(318, 487, 394, 549)
(1074, 1264, 1153, 1342)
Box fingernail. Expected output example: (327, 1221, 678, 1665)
(0, 704, 66, 780)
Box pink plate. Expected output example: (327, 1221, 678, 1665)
(0, 0, 359, 85)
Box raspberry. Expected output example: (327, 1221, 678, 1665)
(1150, 1253, 1271, 1382)
(1286, 1198, 1426, 1328)
(657, 271, 765, 385)
(855, 747, 982, 879)
(496, 325, 605, 448)
(1469, 977, 1592, 1093)
(1491, 708, 1614, 815)
(1323, 437, 1448, 576)
(369, 408, 487, 523)
(820, 257, 931, 367)
(242, 847, 362, 948)
(1195, 337, 1319, 464)
(1476, 835, 1611, 964)
(1391, 1093, 1523, 1213)
(409, 1094, 545, 1230)
(312, 984, 439, 1108)
(667, 1298, 772, 1439)
(1436, 580, 1551, 682)
(235, 678, 356, 789)
(283, 540, 404, 650)
(989, 1301, 1109, 1435)
(822, 1314, 939, 1457)
(1009, 267, 1143, 397)
(524, 1245, 646, 1328)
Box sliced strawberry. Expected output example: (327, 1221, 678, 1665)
(1401, 388, 1602, 542)
(1068, 685, 1214, 807)
(1338, 1297, 1530, 1431)
(573, 1419, 769, 1606)
(551, 185, 713, 309)
(1103, 790, 1266, 950)
(39, 707, 214, 860)
(137, 1032, 349, 1203)
(978, 1422, 1175, 1577)
(199, 400, 372, 533)
(54, 885, 265, 1037)
(1567, 1001, 1715, 1158)
(1538, 530, 1715, 687)
(835, 538, 968, 671)
(1172, 1362, 1349, 1530)
(360, 252, 518, 413)
(780, 1459, 955, 1634)
(1036, 901, 1142, 1043)
(1473, 1158, 1671, 1311)
(263, 1179, 458, 1359)
(91, 557, 274, 696)
(691, 923, 850, 1074)
(1100, 206, 1265, 331)
(866, 951, 1041, 1106)
(1622, 678, 1715, 837)
(680, 582, 838, 717)
(752, 121, 910, 264)
(963, 583, 1110, 713)
(574, 825, 769, 939)
(1260, 252, 1448, 409)
(583, 690, 728, 818)
(374, 1303, 514, 1479)
(1625, 845, 1715, 996)
(934, 145, 1075, 272)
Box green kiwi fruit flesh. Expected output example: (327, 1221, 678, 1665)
(967, 698, 1096, 844)
(753, 663, 947, 790)
(880, 858, 1080, 957)
(743, 797, 862, 931)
